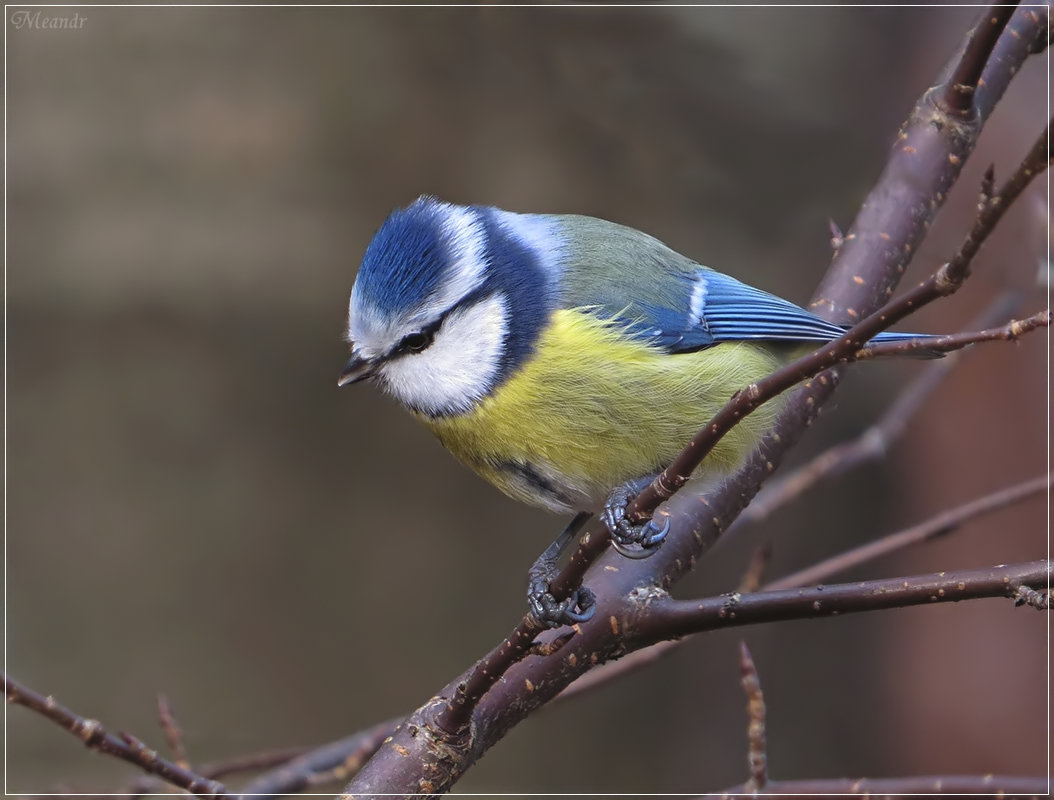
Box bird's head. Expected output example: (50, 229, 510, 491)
(340, 197, 560, 417)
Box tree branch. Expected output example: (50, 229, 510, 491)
(540, 470, 1049, 710)
(707, 773, 1049, 797)
(855, 308, 1049, 358)
(740, 290, 1030, 525)
(125, 746, 311, 796)
(629, 121, 1049, 521)
(940, 2, 1021, 114)
(2, 672, 231, 798)
(342, 7, 1048, 795)
(738, 643, 767, 793)
(432, 109, 1051, 751)
(646, 561, 1049, 642)
(156, 693, 189, 769)
(238, 717, 400, 798)
(766, 472, 1051, 590)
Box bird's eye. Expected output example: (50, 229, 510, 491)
(401, 331, 433, 353)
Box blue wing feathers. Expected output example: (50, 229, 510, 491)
(618, 268, 932, 352)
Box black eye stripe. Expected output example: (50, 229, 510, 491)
(392, 287, 493, 358)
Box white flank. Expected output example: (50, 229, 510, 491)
(378, 292, 510, 416)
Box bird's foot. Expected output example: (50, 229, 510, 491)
(526, 512, 596, 628)
(601, 477, 670, 559)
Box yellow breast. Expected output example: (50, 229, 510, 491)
(418, 308, 786, 512)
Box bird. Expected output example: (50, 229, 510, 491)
(338, 197, 932, 616)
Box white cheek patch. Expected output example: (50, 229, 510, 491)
(378, 292, 510, 417)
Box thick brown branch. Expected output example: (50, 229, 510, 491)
(2, 672, 231, 798)
(434, 30, 1053, 747)
(435, 619, 549, 736)
(437, 516, 594, 734)
(342, 9, 1048, 795)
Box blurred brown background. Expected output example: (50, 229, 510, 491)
(5, 4, 1048, 793)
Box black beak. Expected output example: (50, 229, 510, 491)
(337, 352, 378, 387)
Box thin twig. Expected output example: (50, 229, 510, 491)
(556, 471, 1049, 709)
(203, 747, 309, 781)
(649, 561, 1049, 641)
(736, 543, 773, 594)
(741, 291, 1028, 525)
(238, 717, 400, 798)
(433, 136, 1052, 739)
(2, 672, 231, 798)
(436, 114, 1051, 776)
(855, 308, 1050, 358)
(1013, 584, 1051, 609)
(156, 693, 189, 768)
(940, 2, 1021, 114)
(705, 773, 1049, 797)
(436, 52, 1054, 747)
(547, 558, 1046, 713)
(436, 27, 1053, 741)
(125, 746, 310, 796)
(629, 121, 1050, 523)
(738, 642, 767, 792)
(435, 519, 609, 735)
(436, 617, 549, 735)
(342, 11, 1048, 794)
(766, 473, 1051, 591)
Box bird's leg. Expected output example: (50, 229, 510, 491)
(527, 511, 596, 628)
(601, 475, 670, 559)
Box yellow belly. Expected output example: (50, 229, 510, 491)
(419, 309, 786, 512)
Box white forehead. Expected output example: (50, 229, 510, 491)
(347, 203, 489, 358)
(377, 292, 510, 417)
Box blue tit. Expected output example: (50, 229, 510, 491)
(339, 196, 928, 554)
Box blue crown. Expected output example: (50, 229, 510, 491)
(355, 197, 452, 317)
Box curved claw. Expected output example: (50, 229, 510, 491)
(609, 537, 658, 559)
(601, 476, 671, 559)
(526, 512, 597, 628)
(528, 583, 597, 628)
(560, 588, 597, 624)
(640, 514, 671, 547)
(609, 515, 670, 559)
